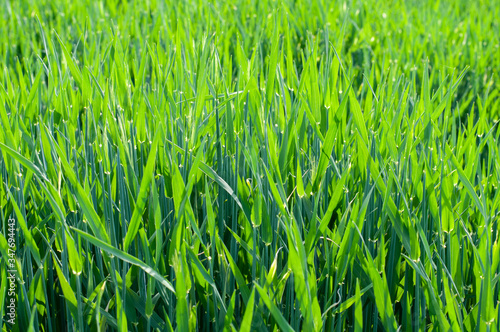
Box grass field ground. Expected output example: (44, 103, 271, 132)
(0, 0, 499, 331)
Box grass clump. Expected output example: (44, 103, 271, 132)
(0, 0, 499, 331)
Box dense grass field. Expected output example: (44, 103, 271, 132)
(1, 0, 499, 331)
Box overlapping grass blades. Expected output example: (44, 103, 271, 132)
(0, 0, 499, 331)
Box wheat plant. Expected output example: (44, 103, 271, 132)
(0, 0, 499, 331)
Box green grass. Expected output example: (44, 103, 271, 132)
(0, 0, 499, 331)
